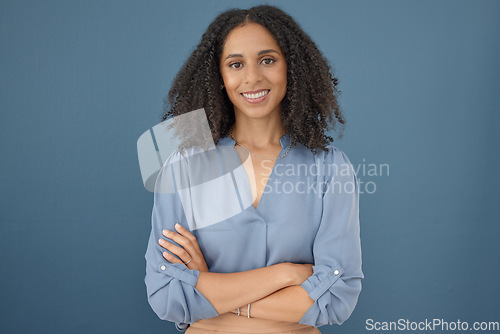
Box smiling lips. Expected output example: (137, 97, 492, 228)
(241, 89, 270, 103)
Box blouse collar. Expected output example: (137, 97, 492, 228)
(218, 132, 290, 149)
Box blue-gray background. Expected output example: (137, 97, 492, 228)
(1, 0, 498, 333)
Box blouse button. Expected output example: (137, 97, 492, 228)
(334, 269, 340, 276)
(160, 265, 166, 271)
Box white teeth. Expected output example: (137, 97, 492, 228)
(242, 90, 269, 99)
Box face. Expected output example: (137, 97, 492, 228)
(220, 22, 287, 121)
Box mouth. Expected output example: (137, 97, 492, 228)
(240, 89, 270, 103)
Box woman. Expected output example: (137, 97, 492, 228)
(145, 5, 363, 333)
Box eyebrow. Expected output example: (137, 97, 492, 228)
(224, 49, 280, 61)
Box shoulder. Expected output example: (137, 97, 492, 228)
(317, 145, 354, 167)
(155, 148, 194, 194)
(160, 145, 211, 174)
(294, 143, 355, 172)
(157, 145, 224, 193)
(162, 146, 203, 166)
(320, 145, 357, 180)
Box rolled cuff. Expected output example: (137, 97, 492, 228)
(164, 262, 199, 286)
(300, 262, 344, 301)
(146, 261, 219, 329)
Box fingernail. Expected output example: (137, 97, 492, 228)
(158, 238, 164, 245)
(175, 223, 181, 230)
(163, 229, 170, 236)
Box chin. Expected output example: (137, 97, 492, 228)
(241, 110, 275, 120)
(236, 105, 281, 120)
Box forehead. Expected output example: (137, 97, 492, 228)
(222, 22, 281, 56)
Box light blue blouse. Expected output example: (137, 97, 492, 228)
(144, 133, 363, 331)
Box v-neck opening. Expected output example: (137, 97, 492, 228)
(251, 157, 277, 211)
(225, 133, 289, 212)
(242, 152, 280, 212)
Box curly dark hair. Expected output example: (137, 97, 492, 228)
(162, 4, 345, 153)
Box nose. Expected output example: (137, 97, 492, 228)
(244, 63, 263, 84)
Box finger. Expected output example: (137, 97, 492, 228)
(158, 238, 192, 264)
(162, 250, 184, 264)
(174, 223, 197, 242)
(174, 223, 202, 252)
(162, 229, 200, 257)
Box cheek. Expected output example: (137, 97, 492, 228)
(221, 76, 241, 102)
(280, 67, 288, 86)
(274, 72, 287, 102)
(271, 67, 287, 88)
(221, 72, 240, 91)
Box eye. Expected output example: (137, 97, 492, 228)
(229, 62, 243, 69)
(261, 58, 275, 65)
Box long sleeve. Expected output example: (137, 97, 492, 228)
(144, 152, 219, 332)
(298, 147, 364, 328)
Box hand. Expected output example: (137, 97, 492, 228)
(158, 223, 209, 272)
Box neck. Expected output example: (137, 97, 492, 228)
(231, 113, 285, 149)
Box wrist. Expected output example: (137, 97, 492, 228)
(235, 304, 248, 317)
(238, 304, 252, 318)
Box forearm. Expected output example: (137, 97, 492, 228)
(235, 285, 315, 323)
(195, 263, 292, 315)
